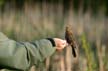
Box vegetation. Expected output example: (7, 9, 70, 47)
(0, 0, 108, 16)
(81, 34, 97, 71)
(0, 1, 108, 71)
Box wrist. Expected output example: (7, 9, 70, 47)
(46, 38, 56, 47)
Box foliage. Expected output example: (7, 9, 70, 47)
(0, 0, 108, 15)
(81, 34, 98, 71)
(0, 0, 5, 6)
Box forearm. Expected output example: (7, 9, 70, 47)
(0, 32, 56, 70)
(23, 39, 56, 64)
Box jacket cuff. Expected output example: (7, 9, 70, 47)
(46, 38, 56, 47)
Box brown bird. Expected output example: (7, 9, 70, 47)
(65, 25, 77, 57)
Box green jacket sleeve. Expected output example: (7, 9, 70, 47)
(0, 32, 56, 70)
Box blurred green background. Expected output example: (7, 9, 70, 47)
(0, 0, 108, 71)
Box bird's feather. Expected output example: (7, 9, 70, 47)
(65, 25, 77, 57)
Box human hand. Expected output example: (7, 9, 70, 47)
(54, 38, 67, 51)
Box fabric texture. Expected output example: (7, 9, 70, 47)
(0, 32, 56, 71)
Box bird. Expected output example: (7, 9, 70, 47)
(65, 25, 77, 57)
